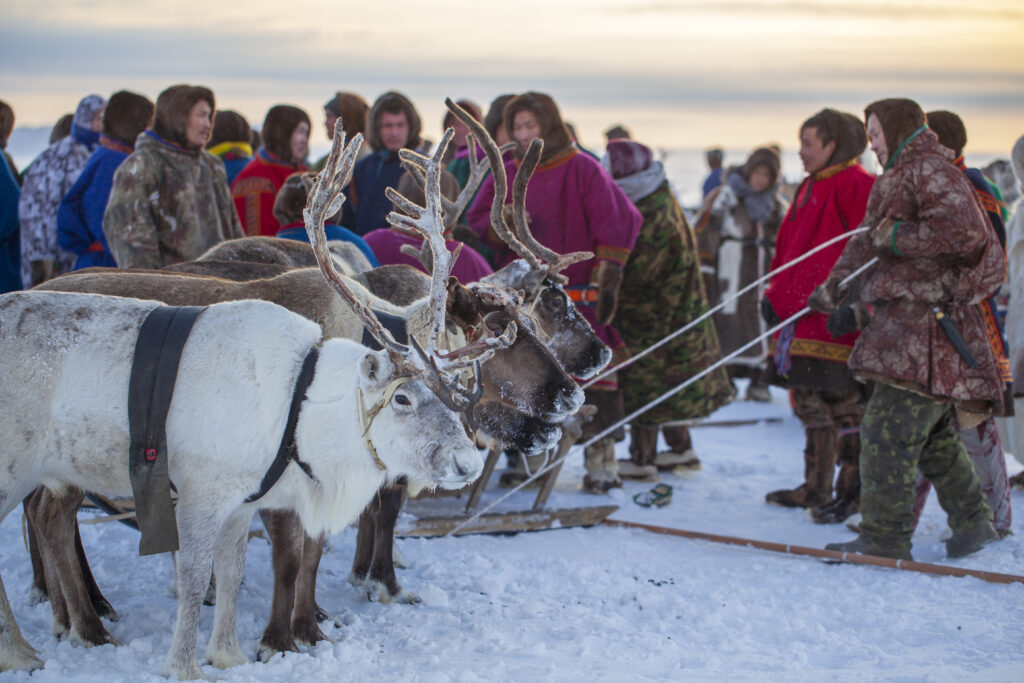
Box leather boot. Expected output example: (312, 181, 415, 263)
(766, 426, 837, 508)
(811, 424, 860, 524)
(825, 534, 912, 561)
(628, 424, 659, 467)
(660, 424, 701, 470)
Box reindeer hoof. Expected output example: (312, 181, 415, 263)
(0, 640, 44, 673)
(368, 580, 420, 605)
(314, 603, 344, 629)
(25, 585, 48, 606)
(68, 625, 118, 648)
(346, 571, 367, 588)
(206, 645, 248, 669)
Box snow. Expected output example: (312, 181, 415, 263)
(2, 380, 1023, 682)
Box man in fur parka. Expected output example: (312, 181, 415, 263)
(18, 93, 105, 286)
(762, 109, 874, 522)
(340, 90, 422, 236)
(103, 84, 243, 269)
(813, 98, 1005, 561)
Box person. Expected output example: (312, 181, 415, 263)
(695, 147, 787, 402)
(605, 139, 733, 488)
(1005, 134, 1024, 488)
(702, 147, 724, 198)
(761, 109, 875, 522)
(905, 109, 1013, 534)
(48, 113, 74, 145)
(466, 91, 641, 488)
(231, 105, 310, 237)
(57, 90, 154, 271)
(104, 84, 243, 269)
(604, 124, 631, 142)
(0, 100, 19, 185)
(340, 91, 422, 236)
(312, 91, 369, 171)
(205, 110, 252, 185)
(483, 94, 515, 148)
(18, 94, 105, 286)
(1, 139, 19, 293)
(813, 98, 1005, 560)
(271, 171, 378, 267)
(363, 170, 491, 283)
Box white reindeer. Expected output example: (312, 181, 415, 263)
(0, 129, 498, 680)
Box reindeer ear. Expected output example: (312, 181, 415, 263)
(359, 351, 386, 384)
(445, 277, 480, 328)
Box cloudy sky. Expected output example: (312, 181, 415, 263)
(2, 0, 1022, 153)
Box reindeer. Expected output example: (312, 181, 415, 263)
(28, 122, 583, 660)
(0, 134, 504, 682)
(195, 234, 375, 275)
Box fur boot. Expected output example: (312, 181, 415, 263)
(766, 426, 837, 508)
(583, 438, 622, 493)
(811, 424, 860, 524)
(658, 424, 700, 470)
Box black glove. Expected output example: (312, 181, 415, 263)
(826, 302, 870, 339)
(760, 299, 780, 326)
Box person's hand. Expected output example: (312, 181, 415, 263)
(594, 261, 624, 325)
(826, 302, 870, 338)
(871, 217, 900, 257)
(760, 298, 781, 326)
(807, 275, 843, 313)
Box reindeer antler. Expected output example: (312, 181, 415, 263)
(513, 138, 594, 281)
(443, 97, 544, 271)
(303, 121, 421, 375)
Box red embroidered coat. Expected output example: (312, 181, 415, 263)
(230, 150, 304, 237)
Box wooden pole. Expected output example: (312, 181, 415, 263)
(603, 519, 1024, 586)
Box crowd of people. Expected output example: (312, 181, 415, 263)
(1, 85, 1022, 561)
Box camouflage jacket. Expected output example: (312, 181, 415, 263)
(18, 136, 92, 285)
(104, 131, 243, 269)
(831, 130, 1006, 413)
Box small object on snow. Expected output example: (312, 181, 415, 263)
(633, 483, 673, 508)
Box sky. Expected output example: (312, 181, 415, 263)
(2, 0, 1022, 154)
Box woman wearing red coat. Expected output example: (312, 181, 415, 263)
(231, 105, 309, 236)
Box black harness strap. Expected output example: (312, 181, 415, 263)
(244, 347, 320, 504)
(360, 308, 409, 348)
(128, 305, 207, 556)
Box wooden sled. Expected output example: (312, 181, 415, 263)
(396, 505, 618, 538)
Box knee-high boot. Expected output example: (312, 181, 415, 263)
(811, 423, 860, 523)
(766, 426, 837, 508)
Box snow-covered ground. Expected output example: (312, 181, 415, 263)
(2, 380, 1023, 682)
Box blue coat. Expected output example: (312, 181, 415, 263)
(341, 150, 405, 236)
(0, 154, 20, 292)
(276, 222, 380, 267)
(58, 144, 129, 269)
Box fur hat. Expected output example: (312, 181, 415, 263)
(604, 124, 631, 142)
(801, 108, 866, 167)
(366, 91, 421, 153)
(0, 100, 13, 148)
(740, 147, 781, 185)
(503, 92, 572, 162)
(152, 84, 216, 147)
(324, 92, 369, 138)
(442, 99, 482, 132)
(207, 110, 251, 149)
(864, 98, 926, 158)
(925, 110, 967, 158)
(273, 172, 315, 226)
(484, 94, 515, 140)
(103, 91, 154, 147)
(261, 105, 310, 163)
(603, 139, 653, 179)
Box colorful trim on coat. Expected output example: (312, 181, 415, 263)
(144, 130, 195, 154)
(99, 134, 133, 154)
(232, 176, 276, 236)
(595, 244, 632, 266)
(788, 338, 853, 364)
(208, 141, 253, 159)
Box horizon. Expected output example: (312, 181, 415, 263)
(2, 0, 1022, 155)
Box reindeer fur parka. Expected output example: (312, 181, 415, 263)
(829, 122, 1006, 417)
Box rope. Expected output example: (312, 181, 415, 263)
(445, 257, 878, 537)
(581, 225, 870, 389)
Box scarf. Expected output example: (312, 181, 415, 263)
(71, 124, 100, 151)
(612, 161, 667, 202)
(726, 171, 777, 224)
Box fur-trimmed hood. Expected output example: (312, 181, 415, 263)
(864, 98, 926, 162)
(324, 92, 369, 139)
(366, 91, 421, 153)
(151, 84, 215, 149)
(207, 110, 251, 148)
(103, 91, 153, 148)
(503, 92, 572, 162)
(926, 110, 968, 159)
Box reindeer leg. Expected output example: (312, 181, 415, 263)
(23, 494, 48, 606)
(205, 507, 251, 670)
(257, 510, 303, 660)
(31, 487, 115, 647)
(291, 532, 328, 646)
(75, 522, 117, 621)
(161, 500, 219, 681)
(1, 495, 43, 673)
(367, 484, 418, 604)
(347, 499, 378, 587)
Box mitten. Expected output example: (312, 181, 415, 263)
(807, 275, 843, 313)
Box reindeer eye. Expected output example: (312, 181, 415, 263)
(394, 394, 411, 406)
